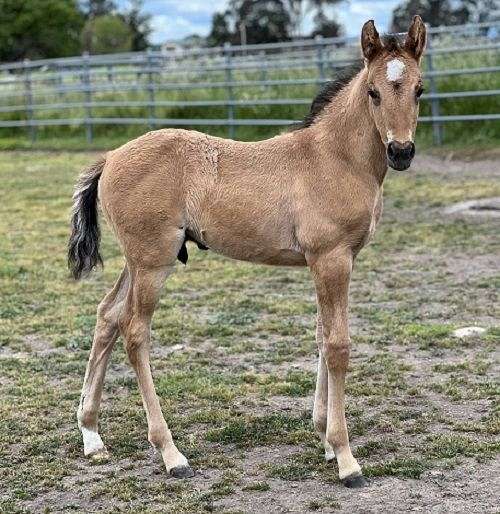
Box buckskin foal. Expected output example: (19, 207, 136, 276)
(69, 17, 427, 487)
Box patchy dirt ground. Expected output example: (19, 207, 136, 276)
(0, 151, 499, 513)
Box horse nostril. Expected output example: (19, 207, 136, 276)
(400, 141, 415, 160)
(387, 141, 396, 159)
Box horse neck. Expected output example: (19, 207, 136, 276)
(311, 68, 387, 185)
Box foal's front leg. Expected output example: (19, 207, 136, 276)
(309, 248, 367, 488)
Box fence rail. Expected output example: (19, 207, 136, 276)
(0, 21, 498, 144)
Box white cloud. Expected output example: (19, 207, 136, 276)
(337, 0, 400, 36)
(150, 13, 211, 43)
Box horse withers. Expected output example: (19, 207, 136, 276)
(69, 17, 426, 487)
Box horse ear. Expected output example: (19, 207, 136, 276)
(405, 15, 427, 62)
(361, 20, 383, 61)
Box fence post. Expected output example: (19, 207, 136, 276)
(426, 29, 443, 145)
(23, 59, 36, 143)
(315, 35, 325, 82)
(56, 64, 65, 101)
(259, 50, 267, 89)
(107, 64, 113, 84)
(224, 42, 235, 139)
(82, 52, 93, 143)
(147, 48, 156, 130)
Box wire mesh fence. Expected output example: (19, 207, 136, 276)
(0, 21, 498, 144)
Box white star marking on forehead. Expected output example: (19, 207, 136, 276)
(386, 59, 405, 82)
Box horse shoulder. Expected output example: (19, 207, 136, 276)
(294, 170, 382, 255)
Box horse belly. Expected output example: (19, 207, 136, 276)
(216, 243, 306, 266)
(195, 211, 306, 266)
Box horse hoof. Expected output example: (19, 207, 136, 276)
(341, 473, 368, 488)
(170, 465, 195, 479)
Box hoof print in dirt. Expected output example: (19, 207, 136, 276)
(170, 465, 195, 479)
(342, 473, 368, 488)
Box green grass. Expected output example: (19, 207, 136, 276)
(0, 150, 499, 511)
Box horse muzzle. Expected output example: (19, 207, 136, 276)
(387, 140, 415, 171)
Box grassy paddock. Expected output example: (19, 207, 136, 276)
(0, 151, 499, 512)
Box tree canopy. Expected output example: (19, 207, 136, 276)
(391, 0, 497, 32)
(124, 0, 153, 52)
(82, 14, 133, 54)
(80, 0, 117, 18)
(0, 0, 152, 62)
(208, 0, 343, 46)
(0, 0, 84, 62)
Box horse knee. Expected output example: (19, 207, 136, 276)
(121, 316, 150, 364)
(313, 407, 327, 435)
(323, 338, 350, 372)
(95, 291, 127, 340)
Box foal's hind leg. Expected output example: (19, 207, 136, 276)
(120, 262, 193, 478)
(313, 316, 335, 462)
(77, 266, 129, 459)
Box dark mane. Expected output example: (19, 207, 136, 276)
(381, 34, 404, 53)
(293, 61, 363, 130)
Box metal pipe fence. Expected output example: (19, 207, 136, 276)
(0, 21, 498, 144)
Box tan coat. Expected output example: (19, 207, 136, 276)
(70, 16, 427, 487)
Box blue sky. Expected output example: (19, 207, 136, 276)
(116, 0, 401, 43)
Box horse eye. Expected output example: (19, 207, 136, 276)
(416, 86, 425, 98)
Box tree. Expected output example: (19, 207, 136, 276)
(284, 0, 343, 38)
(122, 0, 152, 51)
(181, 34, 206, 49)
(80, 0, 116, 18)
(0, 0, 84, 62)
(460, 0, 498, 22)
(232, 0, 292, 44)
(207, 0, 346, 46)
(311, 11, 342, 38)
(208, 0, 292, 46)
(82, 14, 133, 54)
(208, 12, 232, 46)
(390, 0, 496, 31)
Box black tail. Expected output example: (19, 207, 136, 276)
(68, 157, 106, 280)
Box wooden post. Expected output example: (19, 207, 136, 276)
(23, 59, 36, 143)
(147, 48, 156, 130)
(82, 52, 93, 143)
(224, 42, 235, 139)
(426, 30, 443, 145)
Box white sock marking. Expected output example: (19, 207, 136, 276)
(325, 442, 336, 462)
(81, 426, 105, 456)
(159, 445, 189, 471)
(386, 59, 405, 82)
